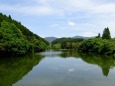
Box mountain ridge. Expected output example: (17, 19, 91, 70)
(44, 35, 95, 43)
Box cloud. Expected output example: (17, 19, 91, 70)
(50, 24, 59, 27)
(1, 0, 115, 17)
(0, 0, 97, 16)
(91, 3, 115, 14)
(79, 32, 97, 37)
(1, 0, 115, 37)
(68, 20, 76, 26)
(68, 68, 75, 73)
(0, 4, 63, 16)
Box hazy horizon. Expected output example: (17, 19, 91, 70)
(44, 35, 96, 38)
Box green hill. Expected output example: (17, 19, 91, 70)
(0, 13, 49, 56)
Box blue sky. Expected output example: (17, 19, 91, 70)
(0, 0, 115, 38)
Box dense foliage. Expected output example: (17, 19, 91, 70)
(78, 38, 115, 55)
(78, 28, 115, 55)
(96, 33, 101, 38)
(0, 13, 49, 56)
(52, 38, 84, 50)
(102, 27, 111, 39)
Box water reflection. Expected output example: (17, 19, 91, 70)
(59, 50, 115, 77)
(40, 50, 62, 57)
(1, 50, 115, 86)
(79, 53, 115, 77)
(0, 54, 44, 86)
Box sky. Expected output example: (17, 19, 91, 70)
(0, 0, 115, 38)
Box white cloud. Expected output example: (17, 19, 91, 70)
(1, 0, 115, 17)
(50, 24, 59, 27)
(68, 68, 75, 73)
(68, 20, 76, 26)
(80, 32, 97, 37)
(92, 3, 115, 14)
(0, 4, 63, 16)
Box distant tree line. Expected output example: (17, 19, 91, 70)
(51, 27, 115, 56)
(0, 13, 49, 56)
(51, 38, 84, 50)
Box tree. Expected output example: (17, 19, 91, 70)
(96, 33, 101, 38)
(102, 27, 111, 39)
(0, 20, 32, 55)
(52, 44, 61, 50)
(51, 38, 84, 49)
(78, 38, 112, 54)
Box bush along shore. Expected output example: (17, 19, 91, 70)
(78, 27, 115, 56)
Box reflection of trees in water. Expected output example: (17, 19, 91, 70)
(59, 50, 80, 58)
(0, 54, 44, 86)
(102, 68, 110, 77)
(79, 53, 115, 77)
(59, 50, 115, 77)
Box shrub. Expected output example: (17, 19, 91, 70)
(78, 38, 113, 55)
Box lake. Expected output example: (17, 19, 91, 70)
(0, 50, 115, 86)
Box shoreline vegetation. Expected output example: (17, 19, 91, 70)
(78, 27, 115, 56)
(0, 13, 49, 56)
(51, 27, 115, 56)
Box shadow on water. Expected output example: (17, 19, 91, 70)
(59, 50, 115, 77)
(0, 54, 44, 86)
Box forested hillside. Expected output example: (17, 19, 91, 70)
(0, 13, 49, 56)
(51, 38, 84, 50)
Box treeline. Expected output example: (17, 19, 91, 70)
(51, 38, 84, 50)
(0, 13, 49, 56)
(51, 27, 115, 56)
(78, 27, 115, 55)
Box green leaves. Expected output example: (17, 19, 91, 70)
(0, 13, 49, 56)
(52, 44, 61, 50)
(102, 27, 111, 39)
(78, 27, 113, 55)
(0, 21, 31, 55)
(51, 38, 84, 49)
(78, 38, 114, 55)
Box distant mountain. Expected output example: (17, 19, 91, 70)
(45, 35, 96, 43)
(44, 37, 57, 43)
(73, 35, 95, 39)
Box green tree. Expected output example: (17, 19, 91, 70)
(52, 38, 84, 49)
(0, 20, 32, 55)
(78, 38, 112, 55)
(102, 27, 111, 39)
(96, 33, 101, 38)
(52, 44, 61, 50)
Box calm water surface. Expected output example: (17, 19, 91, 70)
(0, 50, 115, 86)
